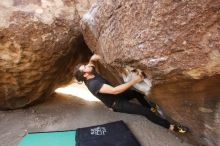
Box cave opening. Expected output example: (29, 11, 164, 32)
(54, 34, 101, 102)
(55, 82, 100, 102)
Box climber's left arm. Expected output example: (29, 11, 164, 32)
(88, 54, 102, 66)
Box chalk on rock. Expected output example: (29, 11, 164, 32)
(122, 66, 152, 95)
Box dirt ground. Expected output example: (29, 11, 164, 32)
(0, 85, 194, 146)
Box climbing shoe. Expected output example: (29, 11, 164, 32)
(150, 106, 157, 113)
(148, 101, 157, 113)
(173, 123, 189, 134)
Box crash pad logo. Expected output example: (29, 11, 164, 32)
(90, 127, 107, 135)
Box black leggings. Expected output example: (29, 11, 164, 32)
(112, 90, 170, 129)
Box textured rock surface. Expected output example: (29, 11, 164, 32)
(76, 0, 96, 17)
(150, 75, 220, 146)
(81, 0, 220, 145)
(0, 0, 92, 109)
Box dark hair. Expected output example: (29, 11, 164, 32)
(73, 64, 86, 83)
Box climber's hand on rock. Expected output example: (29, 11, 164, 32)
(89, 54, 102, 65)
(132, 73, 144, 84)
(90, 54, 101, 61)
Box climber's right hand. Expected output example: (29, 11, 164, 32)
(132, 73, 144, 84)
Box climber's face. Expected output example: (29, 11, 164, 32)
(79, 64, 94, 75)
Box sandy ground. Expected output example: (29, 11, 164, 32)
(0, 86, 194, 146)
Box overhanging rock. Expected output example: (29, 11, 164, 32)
(81, 0, 220, 145)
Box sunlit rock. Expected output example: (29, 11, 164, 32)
(81, 0, 220, 145)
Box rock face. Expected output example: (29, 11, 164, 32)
(150, 75, 220, 146)
(81, 0, 220, 146)
(0, 0, 92, 109)
(76, 0, 97, 17)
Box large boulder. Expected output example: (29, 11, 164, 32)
(0, 0, 91, 109)
(76, 0, 97, 17)
(81, 0, 220, 145)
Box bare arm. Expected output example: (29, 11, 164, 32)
(99, 74, 143, 95)
(88, 54, 101, 66)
